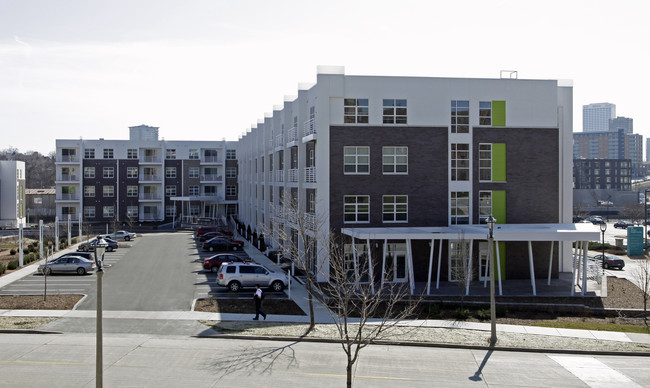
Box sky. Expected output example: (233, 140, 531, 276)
(1, 0, 648, 155)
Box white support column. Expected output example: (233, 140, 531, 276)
(406, 238, 415, 295)
(67, 215, 71, 247)
(483, 240, 489, 288)
(18, 224, 24, 267)
(581, 242, 588, 296)
(495, 240, 502, 296)
(465, 239, 474, 296)
(571, 242, 577, 296)
(527, 241, 537, 296)
(55, 216, 59, 251)
(380, 239, 387, 288)
(79, 217, 82, 243)
(352, 239, 359, 284)
(427, 238, 435, 295)
(39, 220, 44, 260)
(436, 239, 443, 289)
(366, 238, 374, 294)
(547, 241, 555, 286)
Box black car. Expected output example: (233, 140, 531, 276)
(202, 237, 241, 252)
(593, 254, 625, 270)
(614, 221, 634, 229)
(77, 237, 119, 252)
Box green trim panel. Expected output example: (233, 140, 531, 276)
(492, 143, 506, 182)
(492, 100, 506, 126)
(492, 190, 506, 224)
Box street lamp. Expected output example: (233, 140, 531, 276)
(599, 223, 607, 277)
(93, 235, 108, 388)
(486, 215, 497, 345)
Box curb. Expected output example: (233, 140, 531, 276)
(0, 329, 63, 335)
(194, 333, 650, 357)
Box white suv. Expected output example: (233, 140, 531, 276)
(217, 262, 288, 292)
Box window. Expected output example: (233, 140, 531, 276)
(344, 195, 370, 223)
(127, 206, 138, 218)
(103, 167, 114, 178)
(189, 149, 199, 159)
(344, 146, 370, 174)
(479, 144, 492, 181)
(383, 195, 407, 222)
(84, 206, 95, 218)
(103, 206, 114, 218)
(479, 191, 492, 223)
(127, 167, 138, 178)
(479, 101, 491, 125)
(103, 149, 114, 159)
(189, 205, 199, 216)
(166, 149, 176, 159)
(84, 186, 95, 197)
(382, 147, 408, 174)
(84, 149, 95, 159)
(165, 205, 176, 217)
(189, 167, 199, 178)
(127, 149, 138, 159)
(451, 144, 470, 181)
(344, 98, 369, 123)
(226, 185, 237, 196)
(226, 149, 236, 160)
(127, 185, 138, 197)
(451, 100, 469, 133)
(166, 167, 176, 178)
(84, 167, 95, 179)
(382, 99, 407, 124)
(103, 186, 114, 197)
(226, 167, 237, 178)
(165, 185, 176, 197)
(451, 192, 469, 224)
(189, 185, 199, 196)
(449, 240, 471, 281)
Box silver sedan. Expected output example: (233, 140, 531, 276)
(38, 256, 96, 276)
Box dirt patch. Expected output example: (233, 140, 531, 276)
(0, 294, 83, 310)
(194, 297, 306, 316)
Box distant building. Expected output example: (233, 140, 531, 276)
(0, 160, 26, 228)
(573, 159, 631, 190)
(583, 102, 615, 132)
(25, 188, 56, 223)
(573, 130, 643, 177)
(609, 116, 633, 134)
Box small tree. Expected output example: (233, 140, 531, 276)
(450, 232, 473, 309)
(633, 258, 650, 326)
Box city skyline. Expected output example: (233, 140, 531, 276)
(1, 0, 648, 155)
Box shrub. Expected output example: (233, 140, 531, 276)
(10, 248, 16, 255)
(27, 245, 35, 253)
(476, 308, 491, 321)
(7, 260, 19, 270)
(72, 237, 78, 244)
(0, 263, 5, 275)
(426, 302, 443, 318)
(454, 307, 471, 320)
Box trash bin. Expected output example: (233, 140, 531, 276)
(615, 238, 623, 249)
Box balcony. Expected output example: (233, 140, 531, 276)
(139, 193, 162, 201)
(57, 155, 79, 163)
(275, 170, 284, 182)
(275, 134, 284, 150)
(57, 193, 79, 201)
(305, 212, 316, 230)
(56, 174, 79, 182)
(303, 118, 316, 139)
(287, 126, 298, 144)
(288, 169, 299, 183)
(139, 174, 162, 182)
(304, 167, 316, 183)
(202, 156, 223, 164)
(200, 174, 223, 182)
(140, 156, 162, 163)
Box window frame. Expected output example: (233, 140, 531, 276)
(382, 195, 408, 223)
(84, 167, 95, 179)
(103, 205, 114, 218)
(126, 167, 138, 179)
(382, 146, 408, 174)
(188, 167, 199, 179)
(126, 206, 138, 218)
(165, 185, 177, 197)
(451, 143, 470, 181)
(451, 100, 470, 133)
(479, 191, 492, 224)
(84, 149, 95, 159)
(344, 98, 369, 124)
(166, 149, 176, 159)
(450, 191, 470, 225)
(479, 101, 492, 126)
(479, 143, 492, 182)
(165, 167, 176, 178)
(84, 186, 95, 198)
(103, 185, 114, 198)
(127, 149, 138, 159)
(103, 167, 114, 179)
(103, 148, 114, 159)
(127, 185, 138, 197)
(84, 206, 95, 218)
(382, 99, 407, 124)
(188, 185, 199, 196)
(343, 146, 370, 175)
(344, 195, 370, 223)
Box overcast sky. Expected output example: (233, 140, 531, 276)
(1, 0, 647, 155)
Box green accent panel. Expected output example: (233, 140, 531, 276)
(492, 143, 506, 182)
(492, 190, 506, 224)
(492, 100, 506, 126)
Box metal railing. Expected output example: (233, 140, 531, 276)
(275, 134, 284, 148)
(57, 174, 79, 181)
(57, 193, 79, 200)
(288, 169, 299, 182)
(203, 156, 223, 163)
(140, 193, 162, 200)
(141, 156, 161, 163)
(303, 118, 316, 137)
(287, 126, 298, 142)
(304, 167, 316, 183)
(140, 175, 161, 181)
(275, 170, 284, 182)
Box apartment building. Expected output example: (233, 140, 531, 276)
(54, 125, 238, 225)
(573, 130, 643, 176)
(238, 67, 597, 294)
(0, 160, 26, 228)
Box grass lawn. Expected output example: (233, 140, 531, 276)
(534, 321, 650, 334)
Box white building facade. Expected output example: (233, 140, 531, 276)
(0, 160, 27, 228)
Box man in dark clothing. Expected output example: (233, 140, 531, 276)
(253, 284, 266, 320)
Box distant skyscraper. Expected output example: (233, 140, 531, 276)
(583, 102, 615, 132)
(609, 116, 633, 134)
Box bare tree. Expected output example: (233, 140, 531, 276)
(324, 234, 420, 388)
(633, 258, 650, 326)
(619, 202, 645, 224)
(450, 233, 473, 309)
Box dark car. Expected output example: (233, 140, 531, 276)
(614, 221, 634, 229)
(202, 237, 242, 252)
(196, 226, 233, 238)
(198, 231, 225, 242)
(587, 216, 605, 225)
(203, 253, 252, 272)
(77, 237, 119, 252)
(593, 254, 625, 270)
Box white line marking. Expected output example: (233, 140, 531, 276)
(550, 356, 642, 388)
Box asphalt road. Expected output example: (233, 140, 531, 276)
(77, 231, 199, 311)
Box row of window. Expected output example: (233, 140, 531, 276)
(79, 149, 237, 160)
(81, 185, 238, 198)
(344, 146, 408, 175)
(82, 166, 236, 179)
(343, 99, 500, 129)
(82, 204, 206, 219)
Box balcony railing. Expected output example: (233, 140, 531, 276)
(140, 193, 162, 200)
(288, 169, 299, 182)
(203, 156, 223, 163)
(57, 174, 79, 181)
(140, 156, 161, 163)
(59, 155, 78, 162)
(140, 214, 161, 221)
(275, 134, 284, 148)
(57, 193, 79, 201)
(275, 170, 284, 182)
(287, 126, 298, 142)
(305, 212, 316, 230)
(201, 174, 223, 182)
(140, 175, 161, 181)
(303, 118, 316, 137)
(304, 167, 316, 183)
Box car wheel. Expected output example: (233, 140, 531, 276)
(125, 236, 130, 241)
(209, 246, 215, 252)
(271, 280, 284, 292)
(232, 246, 238, 251)
(77, 267, 86, 275)
(106, 246, 113, 252)
(604, 263, 609, 269)
(228, 281, 241, 292)
(44, 267, 52, 276)
(211, 266, 219, 273)
(82, 246, 89, 252)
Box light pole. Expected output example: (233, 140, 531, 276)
(599, 222, 607, 277)
(486, 215, 497, 345)
(93, 236, 108, 388)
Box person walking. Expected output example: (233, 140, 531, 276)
(253, 285, 266, 320)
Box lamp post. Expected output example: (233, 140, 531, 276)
(93, 236, 108, 388)
(486, 215, 497, 345)
(599, 222, 607, 277)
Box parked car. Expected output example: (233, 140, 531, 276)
(614, 221, 634, 229)
(38, 256, 95, 275)
(60, 251, 94, 261)
(78, 237, 119, 252)
(216, 262, 288, 292)
(593, 254, 625, 270)
(202, 237, 242, 252)
(196, 226, 234, 238)
(203, 253, 252, 272)
(587, 216, 605, 225)
(103, 230, 136, 241)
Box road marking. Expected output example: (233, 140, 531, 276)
(0, 360, 85, 366)
(550, 356, 642, 388)
(304, 373, 413, 381)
